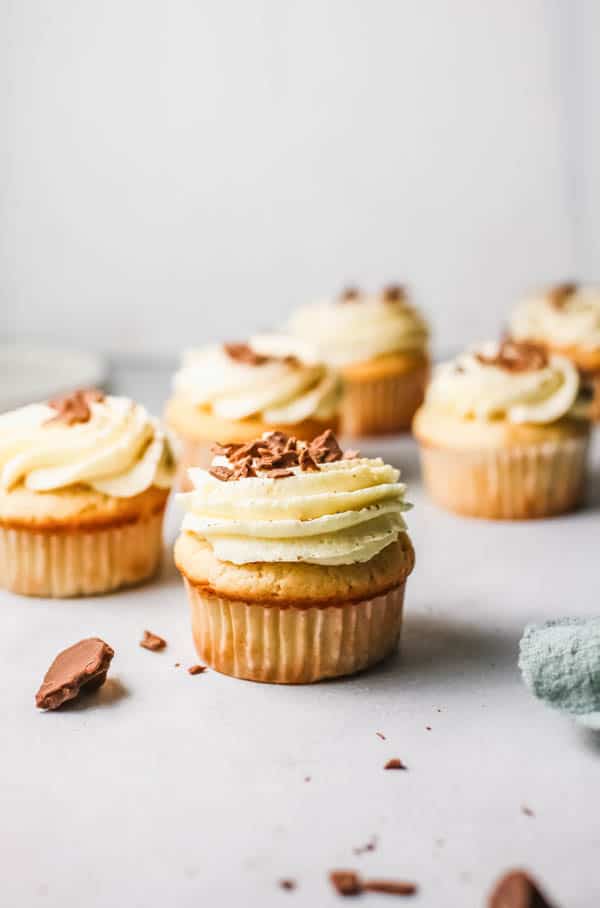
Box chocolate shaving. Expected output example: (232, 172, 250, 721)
(299, 447, 320, 472)
(384, 758, 407, 770)
(364, 879, 417, 896)
(279, 879, 296, 891)
(339, 286, 361, 302)
(329, 871, 363, 896)
(35, 638, 114, 710)
(223, 342, 269, 366)
(260, 450, 300, 470)
(476, 340, 548, 373)
(211, 441, 245, 458)
(488, 870, 555, 908)
(209, 466, 235, 482)
(265, 468, 295, 479)
(309, 429, 344, 464)
(232, 457, 257, 479)
(187, 664, 206, 675)
(382, 283, 407, 303)
(45, 388, 105, 426)
(140, 630, 166, 652)
(548, 281, 577, 309)
(228, 440, 270, 462)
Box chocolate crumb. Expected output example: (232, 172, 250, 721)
(35, 638, 114, 710)
(299, 447, 320, 472)
(384, 758, 407, 770)
(209, 465, 235, 482)
(521, 805, 534, 817)
(265, 468, 295, 479)
(376, 732, 386, 740)
(188, 665, 206, 675)
(548, 281, 578, 308)
(140, 630, 166, 652)
(329, 870, 363, 896)
(476, 340, 548, 373)
(339, 286, 361, 302)
(174, 663, 181, 668)
(223, 342, 269, 366)
(382, 284, 407, 303)
(45, 388, 105, 426)
(279, 879, 296, 891)
(488, 870, 555, 908)
(364, 879, 417, 896)
(353, 836, 377, 856)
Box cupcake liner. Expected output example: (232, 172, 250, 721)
(176, 438, 214, 491)
(184, 580, 407, 683)
(341, 366, 428, 436)
(419, 435, 589, 519)
(0, 511, 165, 597)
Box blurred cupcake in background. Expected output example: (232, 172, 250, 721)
(0, 389, 175, 597)
(509, 283, 600, 420)
(413, 339, 590, 520)
(165, 335, 340, 488)
(289, 285, 429, 436)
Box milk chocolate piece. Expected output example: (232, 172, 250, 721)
(329, 870, 363, 896)
(488, 870, 555, 908)
(339, 286, 361, 302)
(45, 388, 105, 426)
(279, 879, 296, 891)
(476, 340, 548, 373)
(384, 758, 407, 770)
(223, 342, 269, 366)
(364, 879, 417, 895)
(548, 282, 577, 308)
(309, 429, 344, 464)
(35, 638, 114, 710)
(140, 630, 166, 652)
(187, 664, 206, 675)
(382, 284, 407, 303)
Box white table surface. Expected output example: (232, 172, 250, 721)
(2, 361, 599, 908)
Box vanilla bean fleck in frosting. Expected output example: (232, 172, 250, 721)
(172, 335, 340, 424)
(0, 391, 175, 497)
(177, 430, 411, 566)
(289, 286, 428, 366)
(510, 284, 600, 352)
(425, 341, 580, 424)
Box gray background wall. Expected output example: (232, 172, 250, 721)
(0, 0, 595, 357)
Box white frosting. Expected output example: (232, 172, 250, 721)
(425, 342, 580, 424)
(0, 396, 175, 497)
(178, 447, 411, 566)
(173, 335, 339, 423)
(511, 286, 600, 352)
(288, 292, 428, 366)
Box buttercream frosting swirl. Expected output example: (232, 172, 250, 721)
(172, 335, 340, 424)
(0, 392, 175, 497)
(424, 341, 580, 424)
(178, 433, 411, 566)
(510, 285, 600, 352)
(288, 287, 429, 366)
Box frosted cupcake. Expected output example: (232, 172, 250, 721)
(289, 285, 429, 436)
(0, 389, 175, 597)
(413, 340, 590, 519)
(510, 283, 600, 420)
(165, 335, 340, 488)
(175, 430, 414, 683)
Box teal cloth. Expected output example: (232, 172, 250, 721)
(519, 618, 600, 715)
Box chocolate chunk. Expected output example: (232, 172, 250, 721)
(231, 457, 257, 479)
(187, 664, 206, 675)
(45, 388, 105, 426)
(364, 879, 417, 896)
(329, 870, 363, 896)
(223, 342, 269, 366)
(279, 879, 296, 891)
(35, 638, 114, 710)
(209, 465, 235, 482)
(211, 441, 245, 458)
(140, 630, 166, 652)
(548, 282, 577, 308)
(339, 286, 361, 302)
(384, 758, 407, 770)
(260, 450, 300, 470)
(299, 447, 320, 472)
(382, 283, 407, 303)
(309, 429, 344, 464)
(265, 468, 295, 479)
(228, 440, 270, 462)
(476, 340, 548, 373)
(488, 870, 555, 908)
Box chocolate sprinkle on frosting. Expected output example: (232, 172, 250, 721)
(223, 342, 300, 369)
(35, 638, 114, 710)
(382, 283, 407, 303)
(476, 340, 548, 373)
(339, 286, 361, 302)
(45, 388, 105, 426)
(308, 429, 344, 464)
(548, 281, 578, 309)
(208, 430, 354, 481)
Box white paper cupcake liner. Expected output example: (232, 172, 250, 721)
(419, 435, 589, 519)
(341, 366, 428, 436)
(184, 580, 407, 683)
(0, 511, 165, 597)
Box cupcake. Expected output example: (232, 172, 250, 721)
(413, 340, 590, 519)
(0, 389, 176, 597)
(509, 283, 600, 420)
(289, 285, 429, 436)
(165, 335, 340, 489)
(174, 429, 414, 683)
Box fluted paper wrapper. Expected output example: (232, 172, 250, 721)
(419, 435, 589, 520)
(0, 512, 165, 597)
(176, 438, 214, 491)
(184, 581, 407, 683)
(341, 366, 427, 436)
